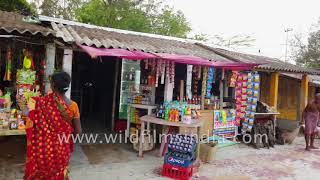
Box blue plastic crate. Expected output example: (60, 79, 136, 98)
(164, 152, 195, 168)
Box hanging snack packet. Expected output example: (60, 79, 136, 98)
(242, 94, 247, 100)
(240, 106, 246, 112)
(254, 74, 260, 82)
(242, 88, 247, 94)
(254, 83, 260, 90)
(242, 81, 247, 87)
(249, 118, 254, 125)
(253, 90, 259, 97)
(250, 112, 255, 118)
(252, 98, 258, 104)
(247, 82, 253, 89)
(236, 89, 242, 96)
(251, 105, 257, 112)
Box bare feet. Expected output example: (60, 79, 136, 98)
(310, 146, 319, 149)
(306, 147, 311, 151)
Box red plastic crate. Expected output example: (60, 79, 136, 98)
(162, 163, 193, 180)
(114, 120, 127, 133)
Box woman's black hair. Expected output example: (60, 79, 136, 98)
(50, 71, 71, 94)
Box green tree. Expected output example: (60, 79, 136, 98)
(151, 7, 191, 38)
(292, 31, 320, 68)
(76, 0, 191, 38)
(76, 0, 152, 32)
(0, 0, 36, 15)
(35, 0, 84, 20)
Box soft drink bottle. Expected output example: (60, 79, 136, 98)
(164, 108, 169, 120)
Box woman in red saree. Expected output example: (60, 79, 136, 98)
(24, 72, 82, 180)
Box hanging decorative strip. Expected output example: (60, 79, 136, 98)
(170, 61, 175, 86)
(234, 72, 247, 127)
(4, 47, 12, 81)
(186, 65, 193, 100)
(206, 67, 215, 98)
(201, 67, 208, 99)
(242, 72, 260, 133)
(160, 59, 165, 84)
(155, 59, 161, 87)
(192, 66, 199, 95)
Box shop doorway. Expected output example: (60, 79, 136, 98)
(71, 52, 118, 132)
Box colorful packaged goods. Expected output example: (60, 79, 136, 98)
(206, 67, 215, 98)
(213, 109, 237, 138)
(242, 72, 260, 133)
(156, 101, 201, 122)
(235, 72, 247, 126)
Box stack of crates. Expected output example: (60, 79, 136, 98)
(162, 134, 197, 180)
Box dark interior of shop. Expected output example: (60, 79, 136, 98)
(71, 52, 117, 132)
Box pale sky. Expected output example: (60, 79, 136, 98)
(169, 0, 320, 62)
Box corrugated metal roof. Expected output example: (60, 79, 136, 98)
(1, 11, 319, 75)
(198, 44, 320, 75)
(281, 73, 320, 86)
(0, 10, 54, 37)
(39, 16, 233, 62)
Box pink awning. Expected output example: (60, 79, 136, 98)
(155, 53, 208, 62)
(78, 44, 158, 60)
(78, 44, 260, 69)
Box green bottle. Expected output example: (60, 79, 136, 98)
(164, 107, 169, 121)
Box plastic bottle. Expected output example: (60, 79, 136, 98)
(164, 107, 169, 120)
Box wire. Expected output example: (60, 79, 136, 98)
(14, 38, 47, 46)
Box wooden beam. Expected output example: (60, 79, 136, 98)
(269, 72, 279, 108)
(111, 60, 120, 131)
(300, 74, 309, 112)
(45, 43, 56, 93)
(62, 48, 73, 98)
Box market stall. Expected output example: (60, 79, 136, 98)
(0, 41, 46, 136)
(78, 44, 261, 179)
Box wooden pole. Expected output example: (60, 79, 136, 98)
(300, 74, 309, 112)
(111, 60, 120, 131)
(179, 80, 184, 102)
(45, 43, 56, 93)
(269, 72, 279, 109)
(62, 48, 73, 98)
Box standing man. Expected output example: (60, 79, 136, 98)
(301, 93, 320, 151)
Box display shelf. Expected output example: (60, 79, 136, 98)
(0, 129, 26, 136)
(118, 59, 141, 119)
(254, 112, 280, 115)
(126, 104, 157, 137)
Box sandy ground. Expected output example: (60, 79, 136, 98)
(0, 136, 320, 180)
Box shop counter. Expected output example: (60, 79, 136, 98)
(0, 129, 26, 136)
(139, 115, 203, 159)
